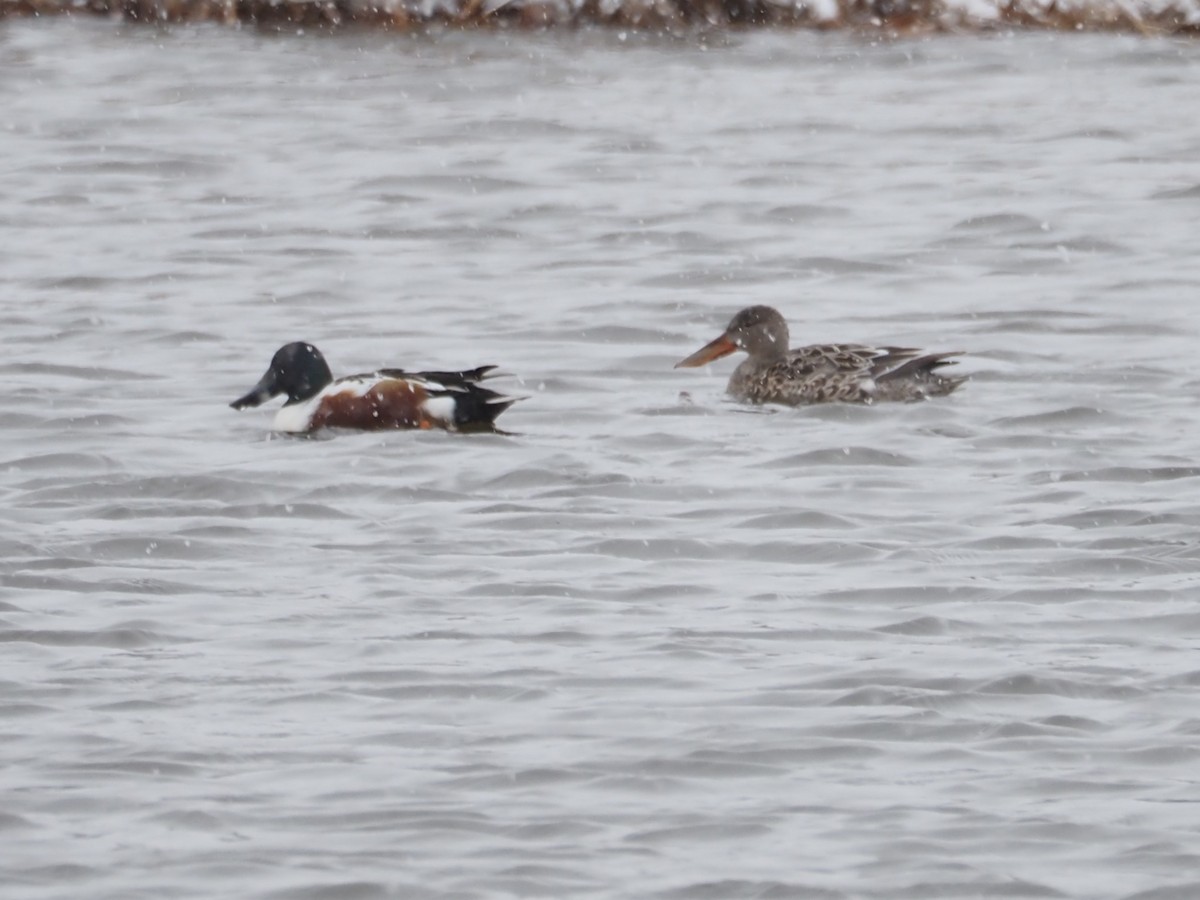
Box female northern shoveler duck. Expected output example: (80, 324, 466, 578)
(675, 305, 966, 406)
(230, 342, 518, 434)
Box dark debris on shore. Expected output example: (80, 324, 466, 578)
(2, 0, 1197, 36)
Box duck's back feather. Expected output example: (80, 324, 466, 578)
(375, 365, 500, 388)
(731, 344, 966, 406)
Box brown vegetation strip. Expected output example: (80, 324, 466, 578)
(1, 0, 1197, 35)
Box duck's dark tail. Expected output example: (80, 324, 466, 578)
(399, 365, 523, 431)
(449, 384, 524, 431)
(874, 352, 967, 401)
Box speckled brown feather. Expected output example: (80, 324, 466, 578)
(677, 306, 966, 407)
(730, 345, 965, 406)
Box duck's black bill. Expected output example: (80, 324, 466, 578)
(230, 369, 280, 410)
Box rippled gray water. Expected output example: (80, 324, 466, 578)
(4, 19, 1200, 900)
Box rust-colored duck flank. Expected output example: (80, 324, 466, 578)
(675, 305, 966, 406)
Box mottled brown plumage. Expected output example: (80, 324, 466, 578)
(675, 305, 965, 406)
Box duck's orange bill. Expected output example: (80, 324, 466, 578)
(675, 334, 738, 369)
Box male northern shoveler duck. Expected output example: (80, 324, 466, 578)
(675, 305, 966, 406)
(230, 342, 518, 434)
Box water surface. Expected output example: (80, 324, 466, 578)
(3, 21, 1200, 900)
